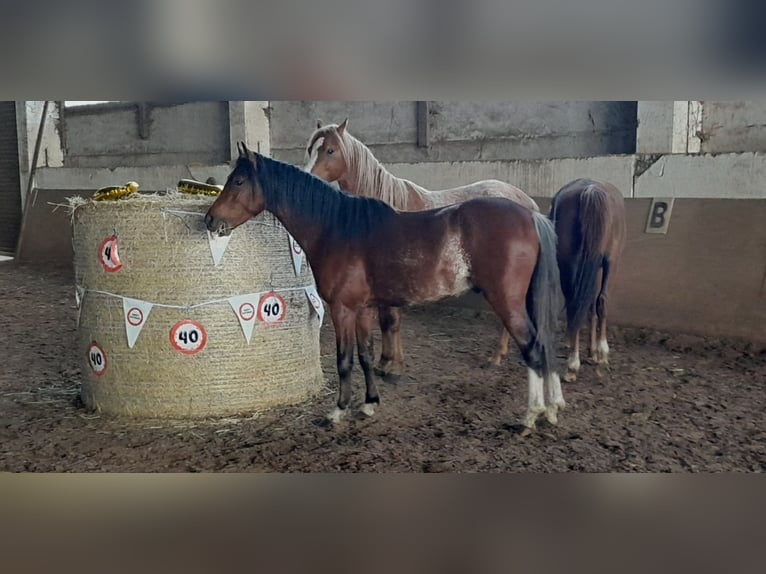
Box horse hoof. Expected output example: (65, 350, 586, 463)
(545, 406, 559, 426)
(520, 426, 534, 438)
(326, 407, 347, 424)
(360, 403, 376, 417)
(481, 360, 500, 370)
(563, 371, 577, 383)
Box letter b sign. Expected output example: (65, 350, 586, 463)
(645, 198, 674, 234)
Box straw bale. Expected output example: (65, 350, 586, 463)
(71, 194, 324, 418)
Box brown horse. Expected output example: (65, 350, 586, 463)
(304, 119, 540, 380)
(551, 179, 626, 381)
(490, 179, 627, 379)
(206, 143, 564, 432)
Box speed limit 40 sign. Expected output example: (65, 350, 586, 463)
(169, 320, 208, 355)
(258, 292, 287, 325)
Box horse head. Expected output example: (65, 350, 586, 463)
(304, 118, 348, 183)
(205, 142, 265, 236)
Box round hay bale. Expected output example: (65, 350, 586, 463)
(71, 193, 324, 418)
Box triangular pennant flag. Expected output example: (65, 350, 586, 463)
(288, 234, 303, 275)
(208, 230, 232, 266)
(122, 297, 154, 349)
(228, 293, 261, 344)
(75, 285, 85, 309)
(304, 284, 324, 326)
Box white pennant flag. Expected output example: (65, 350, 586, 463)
(75, 285, 85, 309)
(122, 297, 154, 349)
(304, 285, 324, 326)
(228, 293, 260, 344)
(208, 230, 232, 266)
(288, 234, 304, 275)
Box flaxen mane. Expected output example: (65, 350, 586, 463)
(328, 129, 430, 210)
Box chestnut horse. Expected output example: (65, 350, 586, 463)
(304, 119, 540, 380)
(490, 179, 626, 379)
(206, 143, 564, 431)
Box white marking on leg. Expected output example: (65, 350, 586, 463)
(524, 369, 546, 428)
(551, 372, 566, 409)
(598, 338, 610, 357)
(327, 406, 346, 424)
(544, 372, 565, 425)
(567, 352, 580, 372)
(360, 403, 376, 417)
(303, 136, 324, 172)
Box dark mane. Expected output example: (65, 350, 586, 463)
(239, 154, 397, 239)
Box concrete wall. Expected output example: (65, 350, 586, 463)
(700, 101, 766, 153)
(271, 101, 637, 165)
(61, 102, 230, 167)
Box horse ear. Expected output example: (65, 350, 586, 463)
(316, 119, 323, 129)
(337, 117, 348, 135)
(237, 141, 246, 157)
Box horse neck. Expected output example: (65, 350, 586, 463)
(258, 170, 330, 263)
(339, 134, 430, 210)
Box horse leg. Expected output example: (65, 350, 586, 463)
(586, 300, 599, 365)
(563, 329, 580, 382)
(374, 305, 393, 375)
(327, 304, 357, 424)
(374, 306, 403, 382)
(595, 258, 613, 365)
(483, 292, 548, 430)
(356, 307, 380, 416)
(485, 326, 510, 368)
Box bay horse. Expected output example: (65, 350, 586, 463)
(304, 119, 540, 380)
(491, 179, 627, 380)
(552, 179, 626, 381)
(206, 143, 565, 432)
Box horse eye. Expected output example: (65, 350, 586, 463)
(234, 179, 244, 186)
(326, 149, 334, 155)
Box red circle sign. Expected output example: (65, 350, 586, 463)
(126, 307, 144, 326)
(169, 320, 207, 355)
(99, 235, 122, 273)
(87, 341, 108, 376)
(291, 239, 303, 255)
(238, 302, 256, 322)
(257, 292, 287, 325)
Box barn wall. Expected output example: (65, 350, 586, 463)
(62, 102, 231, 167)
(700, 101, 766, 153)
(270, 101, 638, 165)
(449, 198, 766, 344)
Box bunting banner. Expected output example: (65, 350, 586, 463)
(288, 234, 304, 275)
(122, 297, 154, 349)
(228, 294, 260, 344)
(207, 230, 232, 266)
(75, 285, 84, 309)
(304, 285, 324, 326)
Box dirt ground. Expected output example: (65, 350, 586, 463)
(1, 262, 764, 472)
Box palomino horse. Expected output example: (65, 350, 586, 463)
(206, 143, 565, 432)
(304, 119, 540, 379)
(491, 179, 627, 379)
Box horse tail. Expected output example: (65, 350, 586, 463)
(564, 184, 607, 339)
(527, 211, 562, 377)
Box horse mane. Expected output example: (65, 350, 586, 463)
(338, 130, 429, 210)
(244, 154, 397, 240)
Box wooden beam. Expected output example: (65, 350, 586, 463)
(416, 101, 429, 148)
